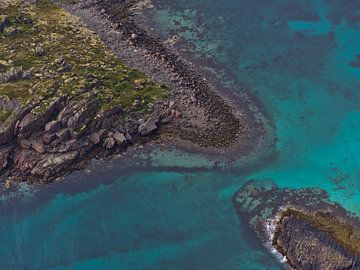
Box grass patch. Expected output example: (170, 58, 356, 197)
(0, 0, 167, 114)
(0, 109, 13, 122)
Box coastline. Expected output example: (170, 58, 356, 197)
(61, 0, 275, 157)
(0, 0, 274, 185)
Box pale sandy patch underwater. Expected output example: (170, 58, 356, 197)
(1, 0, 360, 269)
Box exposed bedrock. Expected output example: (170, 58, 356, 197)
(0, 0, 270, 185)
(233, 180, 360, 270)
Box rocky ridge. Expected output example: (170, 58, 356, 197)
(62, 0, 268, 153)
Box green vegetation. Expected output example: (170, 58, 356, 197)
(0, 0, 167, 118)
(275, 208, 360, 256)
(0, 109, 13, 122)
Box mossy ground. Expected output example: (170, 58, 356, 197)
(0, 0, 167, 121)
(275, 208, 360, 256)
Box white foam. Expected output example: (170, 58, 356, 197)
(263, 207, 288, 264)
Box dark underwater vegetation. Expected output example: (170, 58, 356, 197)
(1, 0, 360, 269)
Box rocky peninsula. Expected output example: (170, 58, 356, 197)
(233, 180, 360, 270)
(0, 0, 268, 185)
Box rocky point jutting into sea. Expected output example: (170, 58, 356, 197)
(0, 0, 269, 185)
(233, 179, 360, 270)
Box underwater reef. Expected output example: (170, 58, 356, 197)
(233, 180, 360, 270)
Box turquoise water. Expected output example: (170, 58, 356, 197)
(1, 0, 360, 269)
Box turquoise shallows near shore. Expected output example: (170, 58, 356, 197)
(1, 0, 360, 269)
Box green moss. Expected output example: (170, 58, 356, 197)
(0, 109, 12, 123)
(0, 0, 167, 114)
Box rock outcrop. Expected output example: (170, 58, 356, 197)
(0, 1, 169, 184)
(0, 0, 269, 185)
(233, 180, 360, 270)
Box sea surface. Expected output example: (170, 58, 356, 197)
(2, 0, 360, 269)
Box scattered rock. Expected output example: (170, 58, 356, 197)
(102, 137, 115, 149)
(43, 132, 56, 144)
(20, 139, 31, 149)
(56, 128, 70, 141)
(1, 67, 23, 82)
(138, 116, 159, 135)
(89, 132, 100, 145)
(4, 179, 11, 189)
(350, 54, 360, 68)
(113, 132, 126, 145)
(45, 120, 62, 133)
(32, 142, 45, 153)
(18, 112, 35, 132)
(0, 147, 12, 170)
(22, 70, 32, 79)
(0, 15, 9, 33)
(35, 44, 45, 56)
(125, 133, 133, 141)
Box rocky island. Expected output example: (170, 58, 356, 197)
(233, 180, 360, 270)
(0, 0, 268, 185)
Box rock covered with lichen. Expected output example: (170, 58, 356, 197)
(233, 179, 360, 270)
(0, 0, 170, 184)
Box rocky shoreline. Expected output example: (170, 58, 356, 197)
(62, 0, 269, 153)
(233, 180, 360, 270)
(0, 0, 269, 185)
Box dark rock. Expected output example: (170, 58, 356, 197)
(0, 15, 9, 33)
(90, 132, 100, 145)
(1, 67, 23, 82)
(102, 137, 115, 149)
(19, 97, 67, 138)
(29, 151, 79, 180)
(113, 132, 126, 145)
(43, 133, 57, 144)
(22, 70, 32, 79)
(45, 120, 62, 133)
(32, 142, 45, 153)
(125, 133, 133, 141)
(0, 146, 12, 171)
(56, 128, 70, 141)
(138, 116, 159, 135)
(20, 139, 31, 149)
(18, 112, 35, 132)
(349, 55, 360, 68)
(35, 44, 45, 56)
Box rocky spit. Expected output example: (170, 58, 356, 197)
(62, 0, 269, 153)
(0, 0, 269, 185)
(233, 180, 360, 270)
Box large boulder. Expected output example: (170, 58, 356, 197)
(138, 116, 159, 135)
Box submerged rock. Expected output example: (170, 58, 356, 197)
(233, 179, 360, 270)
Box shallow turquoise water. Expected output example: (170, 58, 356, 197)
(1, 0, 360, 269)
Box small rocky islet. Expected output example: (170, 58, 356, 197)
(0, 0, 267, 185)
(233, 179, 360, 270)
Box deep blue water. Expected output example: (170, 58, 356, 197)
(1, 0, 360, 269)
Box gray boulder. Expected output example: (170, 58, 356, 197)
(138, 116, 159, 135)
(113, 132, 126, 145)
